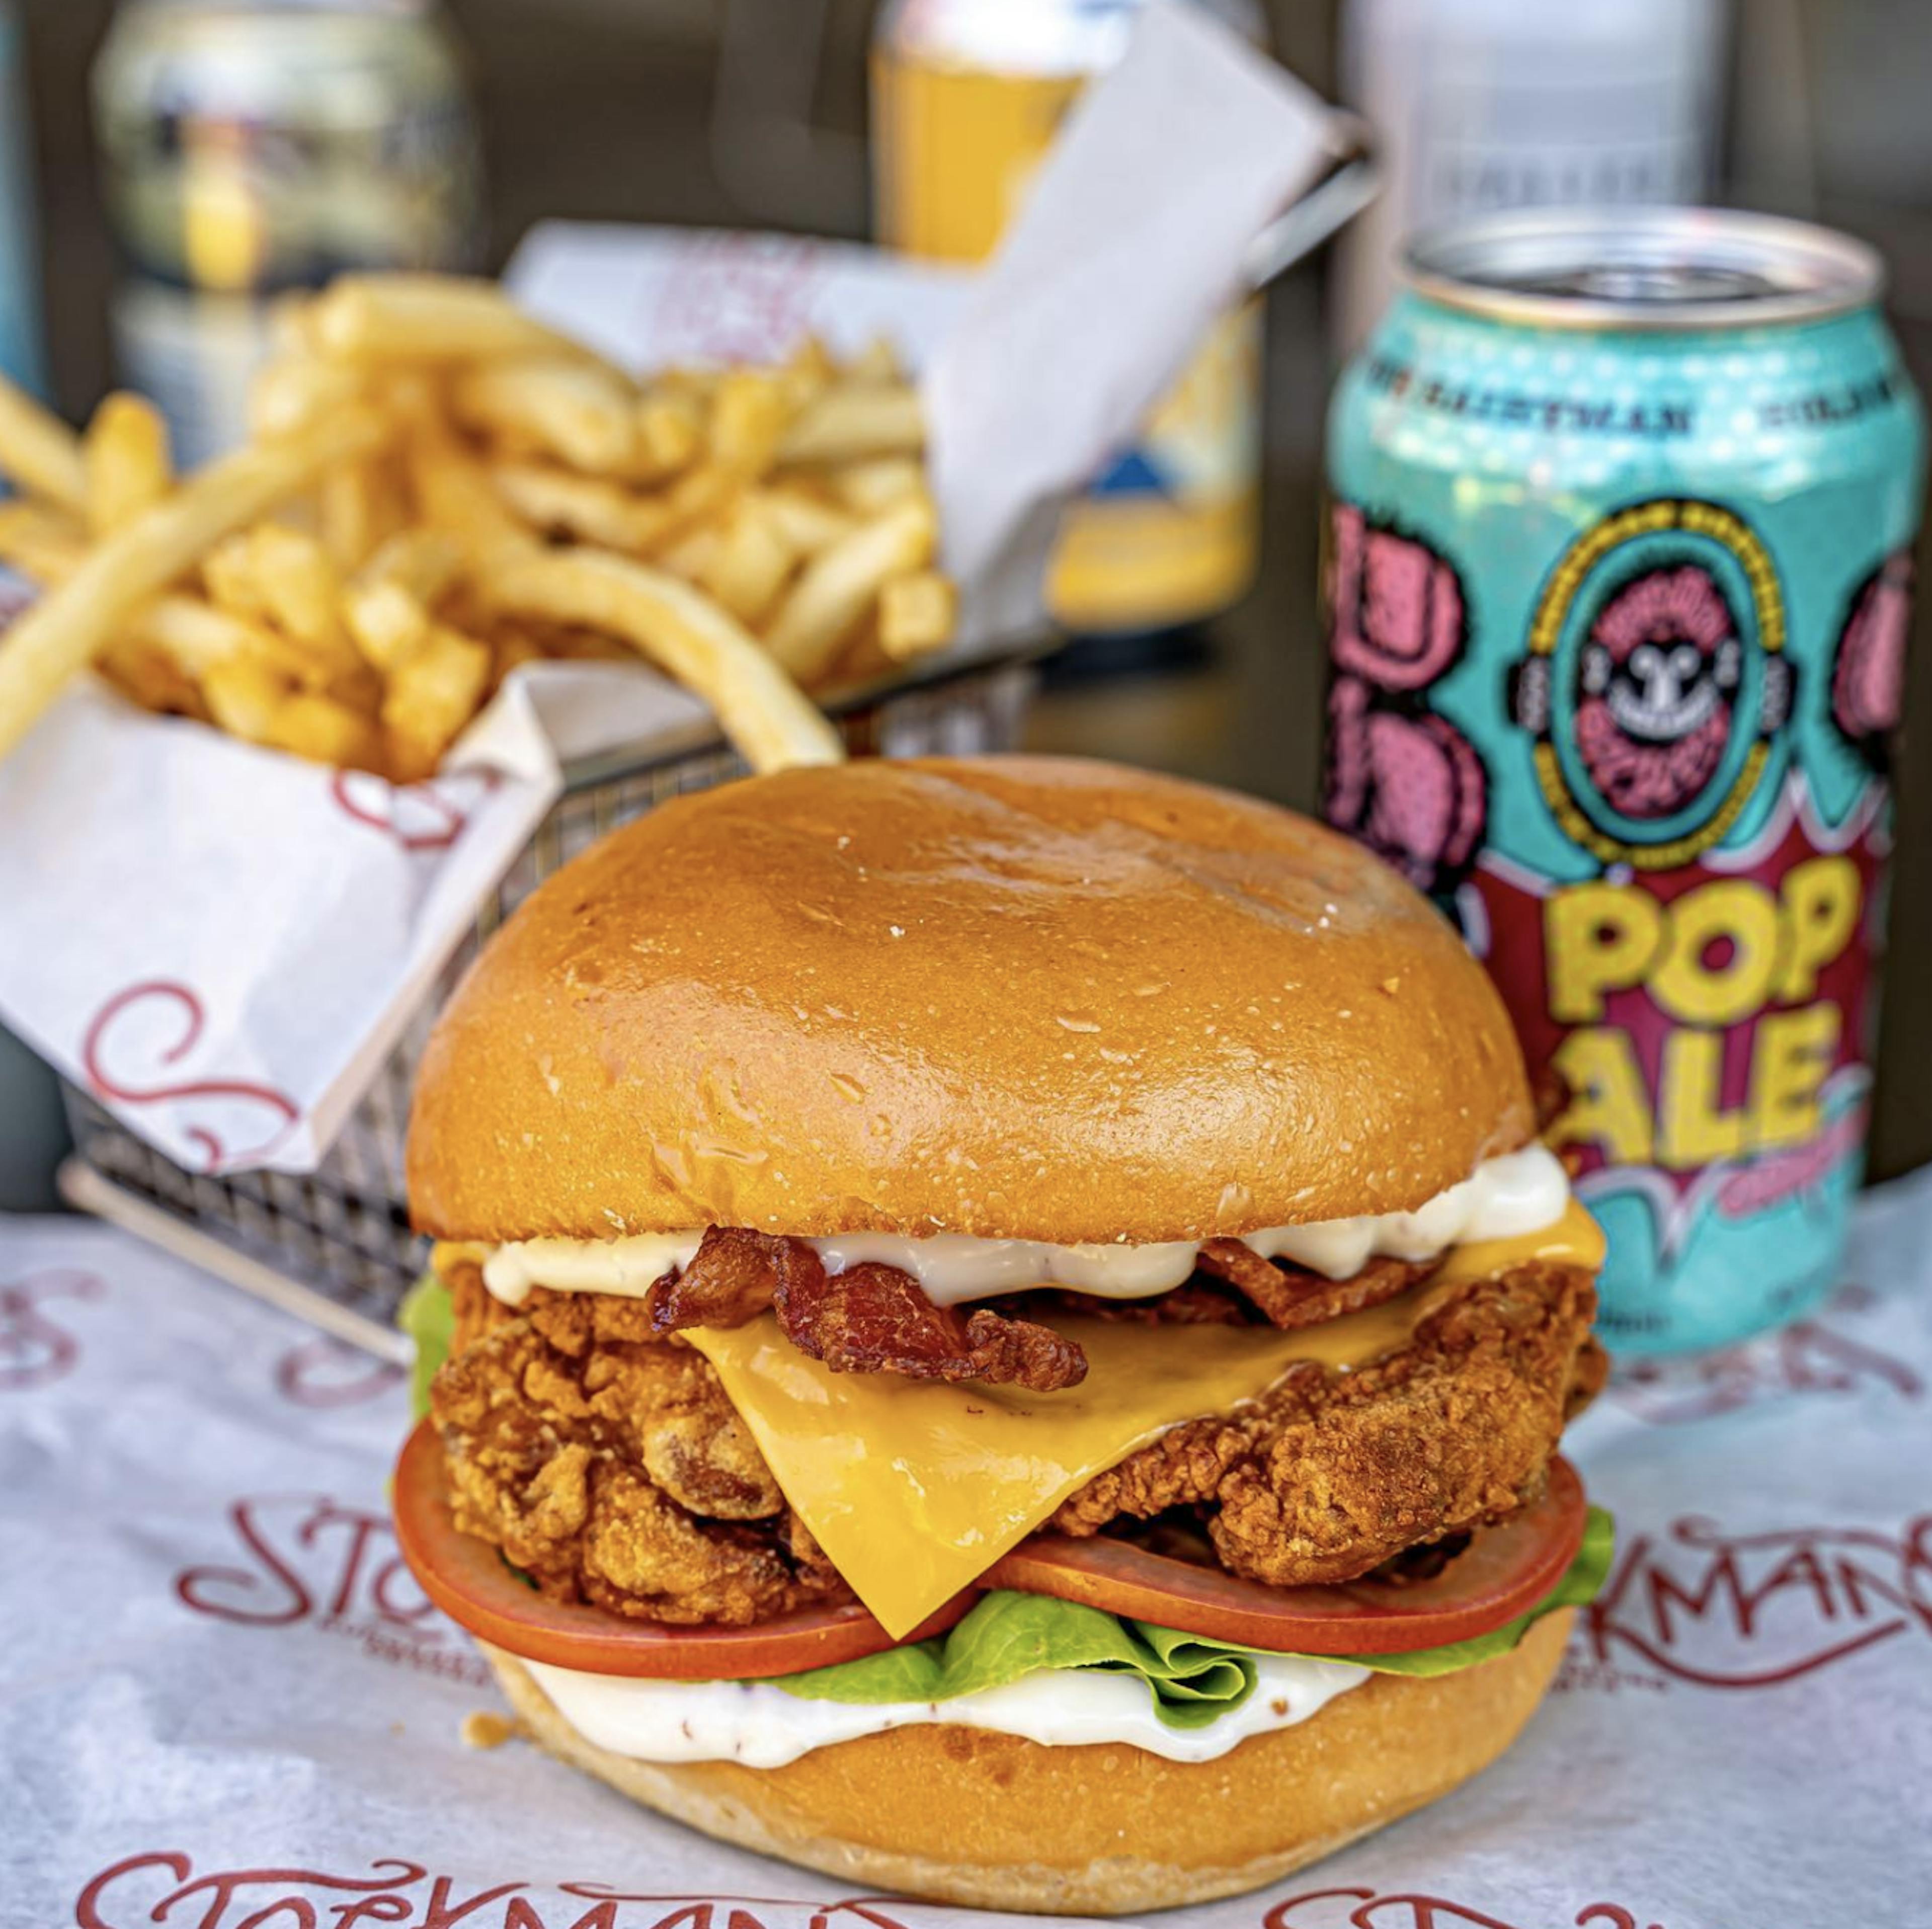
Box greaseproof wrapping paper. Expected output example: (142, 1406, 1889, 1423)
(0, 2, 1347, 1181)
(5, 1167, 1929, 1926)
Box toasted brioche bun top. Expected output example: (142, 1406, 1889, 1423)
(408, 756, 1534, 1244)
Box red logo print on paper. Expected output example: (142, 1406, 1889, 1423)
(1323, 502, 1488, 900)
(76, 1856, 926, 1929)
(275, 1336, 408, 1409)
(0, 1268, 105, 1391)
(1608, 1282, 1922, 1425)
(331, 767, 498, 852)
(81, 981, 299, 1173)
(1574, 1513, 1932, 1691)
(1267, 1891, 1666, 1929)
(645, 231, 827, 367)
(174, 1493, 489, 1688)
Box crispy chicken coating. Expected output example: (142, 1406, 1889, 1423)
(431, 1265, 849, 1624)
(1051, 1261, 1602, 1585)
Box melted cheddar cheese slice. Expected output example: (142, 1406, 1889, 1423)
(687, 1200, 1604, 1638)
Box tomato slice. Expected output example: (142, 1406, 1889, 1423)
(985, 1457, 1587, 1655)
(392, 1418, 975, 1679)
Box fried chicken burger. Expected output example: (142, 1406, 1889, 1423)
(393, 756, 1611, 1914)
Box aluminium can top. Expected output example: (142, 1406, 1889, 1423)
(1402, 207, 1885, 332)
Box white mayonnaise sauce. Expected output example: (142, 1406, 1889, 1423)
(483, 1144, 1569, 1309)
(526, 1651, 1370, 1769)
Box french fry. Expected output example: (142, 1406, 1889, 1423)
(486, 546, 843, 771)
(202, 532, 269, 621)
(0, 403, 387, 761)
(844, 334, 905, 387)
(752, 487, 856, 554)
(877, 570, 959, 663)
(707, 368, 792, 478)
(406, 420, 536, 568)
(0, 271, 952, 779)
(269, 689, 383, 770)
(137, 593, 314, 683)
(489, 460, 667, 552)
(0, 373, 88, 512)
(309, 274, 594, 366)
(0, 499, 89, 583)
(633, 390, 702, 479)
(201, 656, 290, 745)
(356, 526, 466, 605)
(84, 393, 173, 538)
(248, 523, 364, 684)
(0, 516, 315, 685)
(251, 353, 370, 440)
(782, 333, 836, 395)
(776, 383, 924, 465)
(641, 461, 738, 554)
(344, 580, 432, 672)
(830, 456, 925, 516)
(488, 625, 545, 689)
(654, 522, 722, 583)
(382, 624, 490, 779)
(764, 495, 937, 684)
(319, 455, 404, 573)
(100, 635, 209, 719)
(453, 357, 638, 475)
(536, 623, 631, 663)
(699, 497, 796, 624)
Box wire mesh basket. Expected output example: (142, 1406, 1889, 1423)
(59, 656, 1037, 1357)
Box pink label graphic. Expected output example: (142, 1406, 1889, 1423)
(1574, 564, 1741, 821)
(1322, 503, 1488, 896)
(1327, 503, 1466, 691)
(1831, 549, 1913, 753)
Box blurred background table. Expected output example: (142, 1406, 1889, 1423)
(7, 0, 1929, 1201)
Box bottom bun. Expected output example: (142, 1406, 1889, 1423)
(481, 1611, 1571, 1916)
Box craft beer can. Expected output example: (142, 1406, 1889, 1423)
(871, 0, 1265, 634)
(1322, 209, 1925, 1353)
(93, 0, 482, 466)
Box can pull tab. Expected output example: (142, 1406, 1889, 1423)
(1242, 120, 1379, 292)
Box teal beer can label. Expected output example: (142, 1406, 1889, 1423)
(1322, 211, 1925, 1354)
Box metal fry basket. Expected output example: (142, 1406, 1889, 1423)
(58, 656, 1037, 1360)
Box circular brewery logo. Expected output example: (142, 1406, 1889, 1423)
(1512, 499, 1792, 869)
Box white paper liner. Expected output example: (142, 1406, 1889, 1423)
(0, 3, 1347, 1178)
(5, 1168, 1929, 1922)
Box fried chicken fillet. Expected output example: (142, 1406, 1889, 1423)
(430, 1251, 1603, 1622)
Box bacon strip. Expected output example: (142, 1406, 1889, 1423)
(650, 1228, 1087, 1392)
(1194, 1241, 1430, 1330)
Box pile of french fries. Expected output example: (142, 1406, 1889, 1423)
(0, 274, 961, 779)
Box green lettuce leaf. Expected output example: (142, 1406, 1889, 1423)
(399, 1272, 453, 1421)
(774, 1507, 1613, 1728)
(773, 1591, 1258, 1730)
